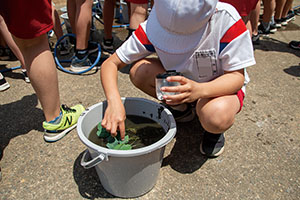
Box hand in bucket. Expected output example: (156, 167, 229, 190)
(101, 98, 126, 140)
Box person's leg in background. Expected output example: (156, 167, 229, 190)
(67, 0, 97, 71)
(0, 0, 84, 142)
(102, 0, 116, 53)
(52, 4, 71, 56)
(0, 15, 29, 83)
(0, 30, 10, 61)
(259, 0, 276, 35)
(274, 0, 287, 27)
(250, 0, 261, 45)
(52, 4, 64, 40)
(0, 19, 11, 91)
(281, 0, 295, 24)
(126, 1, 148, 39)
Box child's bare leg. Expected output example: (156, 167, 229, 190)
(75, 0, 93, 50)
(250, 1, 261, 36)
(282, 0, 293, 17)
(196, 95, 241, 134)
(52, 5, 64, 39)
(262, 0, 276, 23)
(67, 0, 76, 34)
(129, 58, 165, 97)
(0, 15, 26, 68)
(103, 0, 116, 40)
(13, 34, 61, 122)
(129, 3, 148, 29)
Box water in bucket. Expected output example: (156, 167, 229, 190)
(88, 115, 165, 149)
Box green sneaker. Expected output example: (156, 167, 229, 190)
(43, 104, 85, 142)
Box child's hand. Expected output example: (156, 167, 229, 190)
(101, 100, 126, 140)
(161, 76, 201, 105)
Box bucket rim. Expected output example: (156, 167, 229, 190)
(77, 97, 176, 157)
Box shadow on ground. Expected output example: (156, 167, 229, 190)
(254, 37, 300, 58)
(162, 118, 208, 173)
(73, 152, 114, 199)
(0, 94, 44, 160)
(283, 65, 300, 77)
(0, 64, 24, 81)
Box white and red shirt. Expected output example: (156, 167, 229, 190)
(116, 2, 256, 92)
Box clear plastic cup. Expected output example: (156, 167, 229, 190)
(155, 70, 181, 100)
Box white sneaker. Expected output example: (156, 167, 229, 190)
(0, 72, 10, 91)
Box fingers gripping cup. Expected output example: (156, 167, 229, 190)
(155, 70, 182, 100)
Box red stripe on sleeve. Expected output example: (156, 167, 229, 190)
(134, 25, 152, 45)
(220, 19, 247, 43)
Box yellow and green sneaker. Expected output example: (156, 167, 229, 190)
(43, 104, 85, 142)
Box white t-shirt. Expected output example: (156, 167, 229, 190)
(116, 2, 256, 92)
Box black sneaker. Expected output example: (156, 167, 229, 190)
(21, 69, 30, 83)
(162, 103, 195, 123)
(274, 18, 282, 28)
(252, 34, 260, 45)
(0, 72, 10, 91)
(200, 131, 225, 157)
(289, 40, 300, 50)
(295, 8, 300, 16)
(101, 38, 114, 54)
(258, 23, 270, 35)
(88, 41, 99, 54)
(280, 17, 288, 26)
(58, 39, 72, 56)
(285, 10, 296, 23)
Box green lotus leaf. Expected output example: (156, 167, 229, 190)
(97, 123, 110, 138)
(106, 138, 118, 149)
(113, 144, 132, 150)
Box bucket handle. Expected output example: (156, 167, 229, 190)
(81, 149, 106, 169)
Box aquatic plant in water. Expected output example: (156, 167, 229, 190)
(97, 123, 132, 150)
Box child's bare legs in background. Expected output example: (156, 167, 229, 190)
(0, 15, 26, 69)
(67, 0, 94, 71)
(67, 0, 93, 50)
(251, 1, 261, 37)
(127, 3, 148, 37)
(101, 0, 116, 53)
(103, 0, 116, 42)
(52, 4, 64, 40)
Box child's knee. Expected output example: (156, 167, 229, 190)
(197, 100, 235, 132)
(129, 58, 162, 87)
(129, 62, 149, 87)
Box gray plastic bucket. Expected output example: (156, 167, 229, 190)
(77, 97, 176, 198)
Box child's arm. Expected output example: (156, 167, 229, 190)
(100, 53, 127, 139)
(161, 69, 245, 105)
